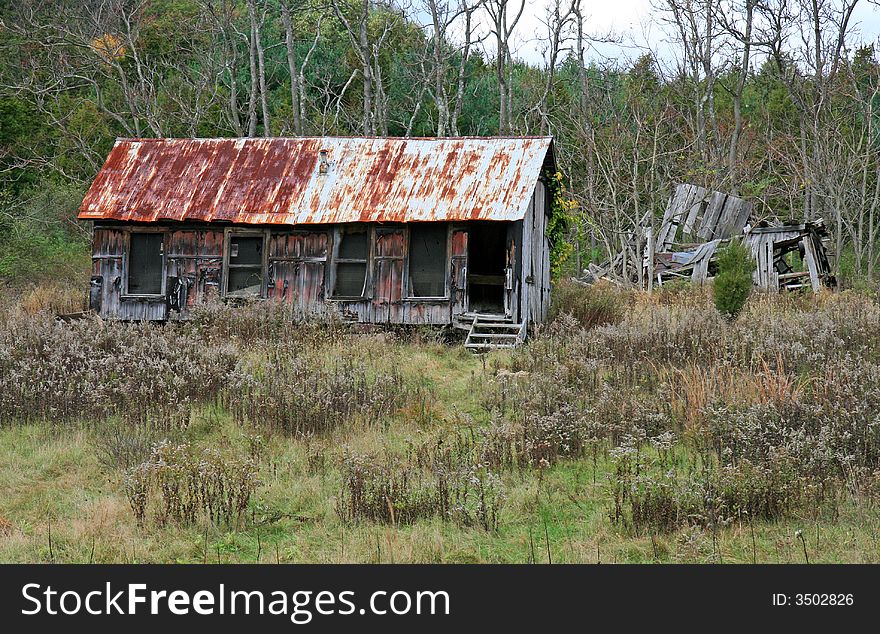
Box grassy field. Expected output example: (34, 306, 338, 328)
(3, 284, 880, 563)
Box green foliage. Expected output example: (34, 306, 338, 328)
(713, 240, 754, 319)
(0, 183, 89, 288)
(0, 97, 43, 193)
(544, 170, 576, 278)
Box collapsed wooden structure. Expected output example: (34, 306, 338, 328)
(78, 136, 557, 349)
(744, 221, 835, 292)
(582, 183, 836, 292)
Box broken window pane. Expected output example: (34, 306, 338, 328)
(128, 233, 163, 295)
(227, 235, 263, 296)
(334, 262, 368, 297)
(227, 268, 263, 295)
(409, 223, 447, 297)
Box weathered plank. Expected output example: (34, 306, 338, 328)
(801, 235, 821, 293)
(690, 239, 722, 284)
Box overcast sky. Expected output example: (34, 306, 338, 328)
(453, 0, 880, 69)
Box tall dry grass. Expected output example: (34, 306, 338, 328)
(3, 288, 880, 548)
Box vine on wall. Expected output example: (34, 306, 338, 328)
(544, 170, 578, 278)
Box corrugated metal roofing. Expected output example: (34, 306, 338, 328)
(78, 136, 553, 225)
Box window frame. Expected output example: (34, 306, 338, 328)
(122, 229, 167, 299)
(328, 224, 372, 300)
(222, 229, 268, 299)
(405, 223, 451, 301)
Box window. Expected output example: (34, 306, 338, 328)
(127, 233, 164, 295)
(332, 227, 369, 297)
(408, 223, 447, 297)
(226, 235, 264, 297)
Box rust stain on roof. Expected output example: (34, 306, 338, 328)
(79, 136, 554, 225)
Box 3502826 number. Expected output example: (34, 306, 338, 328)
(795, 594, 854, 606)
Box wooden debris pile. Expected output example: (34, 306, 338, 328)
(580, 183, 837, 292)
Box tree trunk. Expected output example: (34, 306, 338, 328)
(281, 3, 302, 136)
(246, 16, 259, 136)
(249, 1, 271, 137)
(360, 0, 374, 134)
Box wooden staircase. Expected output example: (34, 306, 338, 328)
(464, 315, 527, 352)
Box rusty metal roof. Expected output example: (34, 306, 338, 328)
(78, 136, 554, 225)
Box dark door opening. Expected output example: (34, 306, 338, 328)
(467, 222, 507, 314)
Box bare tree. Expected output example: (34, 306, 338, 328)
(716, 0, 756, 187)
(749, 0, 861, 274)
(659, 0, 724, 168)
(485, 0, 525, 134)
(329, 0, 387, 134)
(200, 0, 246, 136)
(425, 0, 458, 135)
(4, 1, 165, 139)
(533, 0, 575, 134)
(246, 0, 271, 137)
(450, 0, 485, 135)
(414, 0, 486, 136)
(281, 1, 322, 136)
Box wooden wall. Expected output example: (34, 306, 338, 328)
(519, 181, 551, 324)
(89, 183, 551, 325)
(91, 222, 483, 325)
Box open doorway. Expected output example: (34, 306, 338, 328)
(467, 222, 507, 314)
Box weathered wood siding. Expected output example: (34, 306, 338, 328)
(267, 230, 328, 316)
(656, 184, 752, 251)
(370, 227, 404, 323)
(89, 222, 469, 325)
(744, 225, 833, 292)
(519, 181, 551, 324)
(91, 227, 167, 320)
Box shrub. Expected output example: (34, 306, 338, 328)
(610, 436, 801, 535)
(0, 184, 89, 290)
(124, 440, 259, 528)
(336, 450, 505, 531)
(0, 314, 238, 427)
(713, 240, 754, 319)
(18, 283, 87, 315)
(336, 453, 444, 525)
(225, 354, 415, 436)
(548, 280, 624, 329)
(92, 419, 167, 472)
(185, 300, 344, 349)
(480, 407, 590, 470)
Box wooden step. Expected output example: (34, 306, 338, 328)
(465, 316, 526, 352)
(465, 343, 518, 350)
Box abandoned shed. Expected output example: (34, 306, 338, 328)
(78, 136, 555, 347)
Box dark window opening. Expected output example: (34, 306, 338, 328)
(467, 222, 507, 313)
(127, 233, 163, 295)
(227, 235, 264, 296)
(335, 262, 367, 297)
(409, 223, 447, 297)
(333, 228, 368, 297)
(338, 229, 368, 259)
